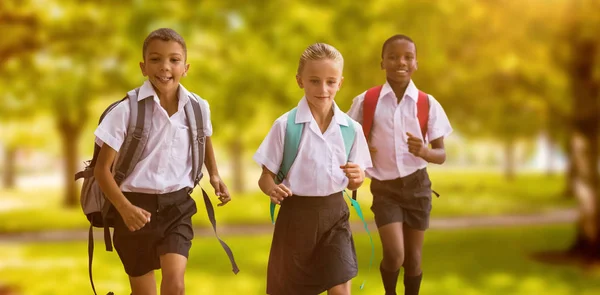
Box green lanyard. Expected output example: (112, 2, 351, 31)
(343, 189, 375, 290)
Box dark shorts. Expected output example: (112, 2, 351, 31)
(267, 192, 357, 295)
(370, 168, 433, 231)
(113, 188, 197, 277)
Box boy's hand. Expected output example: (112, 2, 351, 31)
(269, 184, 292, 205)
(210, 175, 231, 206)
(117, 203, 151, 232)
(406, 132, 428, 158)
(340, 162, 364, 187)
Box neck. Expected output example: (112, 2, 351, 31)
(155, 88, 178, 104)
(388, 79, 410, 103)
(152, 84, 179, 116)
(307, 101, 334, 131)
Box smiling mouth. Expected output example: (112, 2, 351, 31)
(156, 76, 172, 82)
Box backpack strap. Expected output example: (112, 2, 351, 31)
(362, 85, 383, 143)
(270, 108, 303, 224)
(113, 88, 151, 185)
(185, 94, 206, 189)
(105, 88, 150, 252)
(186, 93, 239, 274)
(416, 90, 430, 141)
(340, 114, 356, 161)
(276, 108, 303, 184)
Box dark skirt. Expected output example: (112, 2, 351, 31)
(266, 192, 358, 295)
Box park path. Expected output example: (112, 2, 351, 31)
(0, 209, 578, 244)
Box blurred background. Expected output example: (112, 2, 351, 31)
(1, 0, 599, 294)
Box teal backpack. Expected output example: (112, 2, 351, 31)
(270, 107, 375, 289)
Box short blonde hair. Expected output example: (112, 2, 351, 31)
(297, 43, 344, 75)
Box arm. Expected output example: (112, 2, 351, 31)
(421, 137, 446, 164)
(203, 136, 231, 206)
(406, 132, 446, 165)
(94, 144, 150, 231)
(258, 166, 292, 205)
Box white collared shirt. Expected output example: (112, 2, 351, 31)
(94, 80, 213, 194)
(347, 80, 452, 180)
(254, 97, 373, 197)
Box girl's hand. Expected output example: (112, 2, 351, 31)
(269, 184, 292, 205)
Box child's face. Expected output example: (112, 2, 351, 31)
(140, 39, 190, 96)
(296, 59, 344, 110)
(381, 39, 417, 85)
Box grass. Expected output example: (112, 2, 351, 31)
(0, 224, 599, 294)
(0, 171, 577, 233)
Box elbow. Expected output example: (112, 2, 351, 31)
(436, 154, 446, 165)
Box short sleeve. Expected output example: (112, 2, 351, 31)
(94, 100, 130, 151)
(427, 95, 453, 142)
(252, 114, 287, 174)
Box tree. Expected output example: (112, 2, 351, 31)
(562, 0, 600, 260)
(0, 1, 43, 188)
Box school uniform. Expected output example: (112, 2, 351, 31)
(94, 80, 213, 277)
(254, 97, 372, 295)
(348, 80, 452, 230)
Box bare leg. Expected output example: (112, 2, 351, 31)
(327, 280, 351, 295)
(378, 222, 405, 295)
(402, 224, 425, 295)
(129, 271, 157, 295)
(159, 253, 188, 295)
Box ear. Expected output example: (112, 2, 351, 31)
(338, 76, 344, 90)
(140, 61, 147, 77)
(183, 63, 190, 77)
(296, 75, 303, 89)
(415, 60, 418, 71)
(380, 60, 384, 70)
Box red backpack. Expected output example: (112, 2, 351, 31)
(356, 85, 439, 199)
(362, 85, 430, 142)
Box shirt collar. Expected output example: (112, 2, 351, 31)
(381, 79, 419, 102)
(138, 80, 190, 111)
(295, 96, 348, 126)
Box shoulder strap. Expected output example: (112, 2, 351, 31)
(276, 107, 303, 184)
(185, 93, 206, 188)
(416, 90, 430, 141)
(113, 88, 152, 185)
(362, 85, 383, 143)
(340, 114, 356, 161)
(271, 108, 302, 225)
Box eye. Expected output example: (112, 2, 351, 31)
(327, 81, 337, 85)
(150, 57, 159, 62)
(171, 58, 181, 63)
(310, 79, 319, 84)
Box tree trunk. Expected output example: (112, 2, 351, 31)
(229, 137, 245, 193)
(568, 36, 600, 259)
(59, 120, 82, 208)
(563, 136, 576, 198)
(504, 137, 515, 181)
(545, 132, 556, 177)
(2, 146, 16, 189)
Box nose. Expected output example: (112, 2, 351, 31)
(160, 60, 170, 71)
(399, 57, 408, 67)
